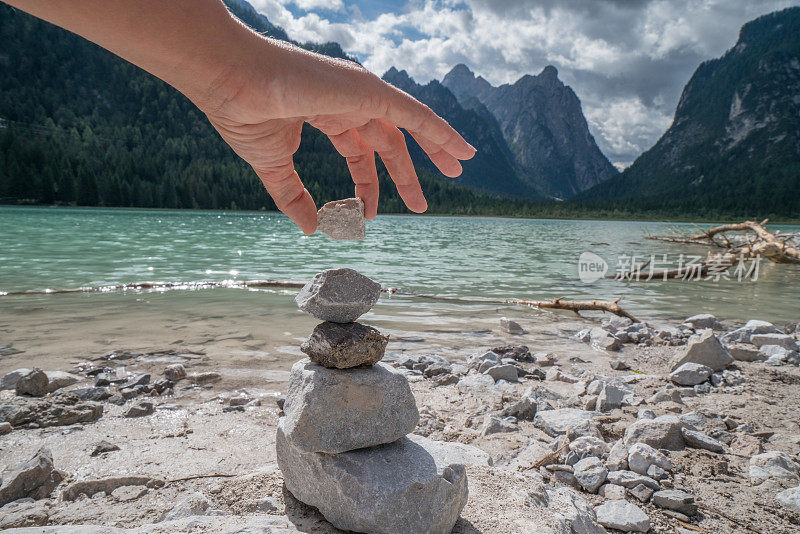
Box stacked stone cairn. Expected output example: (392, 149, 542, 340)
(276, 268, 469, 533)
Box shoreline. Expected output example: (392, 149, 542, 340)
(3, 203, 800, 225)
(2, 309, 800, 531)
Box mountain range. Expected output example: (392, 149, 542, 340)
(0, 0, 798, 218)
(581, 7, 800, 216)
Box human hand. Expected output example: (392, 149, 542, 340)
(199, 39, 476, 234)
(4, 0, 475, 234)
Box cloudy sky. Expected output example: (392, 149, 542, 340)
(247, 0, 799, 168)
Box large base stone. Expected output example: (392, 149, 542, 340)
(282, 359, 419, 453)
(276, 421, 468, 534)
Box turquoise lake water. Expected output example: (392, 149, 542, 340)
(1, 205, 799, 323)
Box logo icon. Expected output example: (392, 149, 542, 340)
(578, 252, 608, 283)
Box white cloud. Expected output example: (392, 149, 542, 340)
(244, 0, 800, 163)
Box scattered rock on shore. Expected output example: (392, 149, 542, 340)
(669, 362, 712, 386)
(295, 268, 381, 323)
(300, 321, 388, 368)
(594, 499, 650, 532)
(0, 448, 60, 506)
(15, 369, 49, 397)
(0, 393, 103, 428)
(671, 330, 733, 372)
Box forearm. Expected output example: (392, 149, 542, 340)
(4, 0, 257, 111)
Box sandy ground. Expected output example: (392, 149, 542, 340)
(1, 299, 800, 533)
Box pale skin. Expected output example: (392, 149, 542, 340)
(5, 0, 476, 234)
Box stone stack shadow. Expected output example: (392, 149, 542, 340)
(276, 268, 469, 534)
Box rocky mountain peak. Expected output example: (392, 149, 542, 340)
(442, 63, 618, 197)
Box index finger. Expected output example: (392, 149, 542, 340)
(376, 83, 476, 160)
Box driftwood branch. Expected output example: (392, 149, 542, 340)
(506, 297, 639, 323)
(643, 219, 800, 273)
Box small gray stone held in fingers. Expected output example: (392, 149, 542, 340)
(300, 321, 388, 368)
(295, 268, 381, 323)
(316, 197, 366, 240)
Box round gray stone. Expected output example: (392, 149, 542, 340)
(295, 268, 381, 323)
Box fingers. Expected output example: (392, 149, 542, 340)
(326, 128, 379, 219)
(409, 131, 463, 178)
(357, 119, 426, 213)
(374, 83, 476, 161)
(253, 157, 318, 235)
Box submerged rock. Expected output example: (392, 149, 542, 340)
(500, 317, 525, 335)
(316, 197, 366, 241)
(300, 321, 388, 368)
(295, 268, 381, 323)
(277, 424, 468, 534)
(281, 359, 418, 453)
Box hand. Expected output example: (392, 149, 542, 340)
(5, 0, 475, 234)
(201, 40, 476, 234)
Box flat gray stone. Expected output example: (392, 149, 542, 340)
(534, 408, 597, 437)
(751, 333, 798, 350)
(720, 320, 778, 344)
(295, 268, 381, 323)
(725, 343, 764, 362)
(750, 451, 800, 485)
(483, 364, 519, 382)
(500, 317, 525, 334)
(597, 383, 626, 411)
(282, 359, 418, 453)
(316, 197, 366, 240)
(43, 371, 81, 393)
(627, 442, 672, 475)
(776, 486, 800, 513)
(277, 423, 468, 534)
(0, 369, 32, 391)
(574, 456, 607, 493)
(669, 362, 712, 386)
(606, 470, 660, 490)
(595, 499, 650, 532)
(671, 330, 733, 372)
(624, 415, 684, 450)
(684, 314, 721, 330)
(481, 414, 517, 436)
(300, 321, 388, 369)
(681, 427, 724, 452)
(589, 327, 621, 351)
(652, 489, 698, 515)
